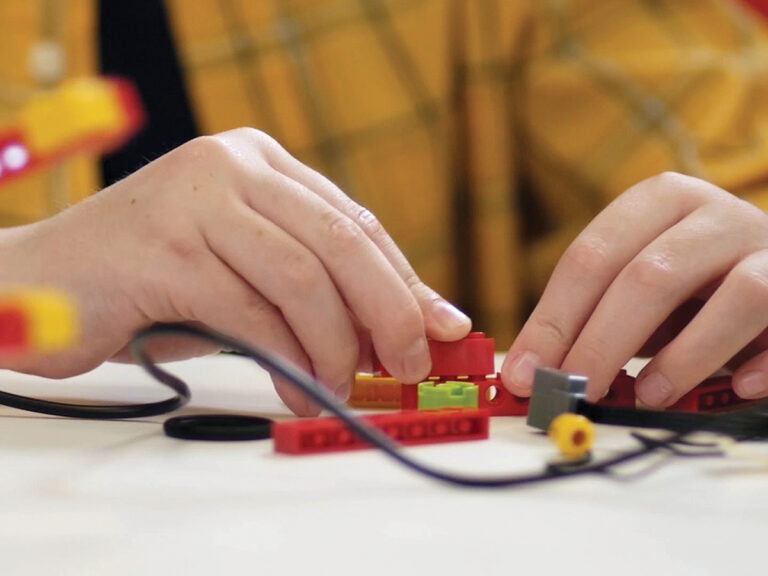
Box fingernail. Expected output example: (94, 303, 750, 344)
(402, 337, 431, 381)
(736, 371, 768, 398)
(432, 299, 471, 331)
(636, 372, 674, 407)
(502, 351, 541, 393)
(334, 378, 353, 402)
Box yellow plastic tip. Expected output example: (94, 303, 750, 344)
(548, 413, 595, 459)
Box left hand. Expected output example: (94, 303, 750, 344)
(501, 172, 768, 407)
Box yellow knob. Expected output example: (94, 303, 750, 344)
(548, 413, 595, 459)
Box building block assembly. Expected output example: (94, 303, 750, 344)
(277, 331, 751, 457)
(273, 409, 490, 455)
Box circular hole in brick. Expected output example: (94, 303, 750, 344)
(409, 423, 425, 438)
(485, 385, 499, 404)
(457, 419, 472, 434)
(572, 430, 586, 446)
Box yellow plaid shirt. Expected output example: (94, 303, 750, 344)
(3, 0, 768, 347)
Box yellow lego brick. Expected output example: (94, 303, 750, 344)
(7, 290, 78, 351)
(349, 374, 402, 409)
(18, 78, 124, 156)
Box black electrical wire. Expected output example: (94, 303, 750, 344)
(0, 358, 190, 419)
(579, 399, 768, 439)
(129, 323, 740, 488)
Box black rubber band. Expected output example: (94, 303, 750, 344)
(163, 414, 272, 441)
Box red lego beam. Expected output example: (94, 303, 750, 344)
(668, 375, 752, 412)
(603, 371, 753, 413)
(273, 409, 490, 455)
(373, 332, 496, 379)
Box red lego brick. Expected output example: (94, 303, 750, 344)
(473, 374, 530, 416)
(601, 371, 749, 413)
(0, 305, 28, 352)
(273, 409, 490, 455)
(669, 375, 752, 412)
(600, 370, 636, 408)
(373, 332, 496, 379)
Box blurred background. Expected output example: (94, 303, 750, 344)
(3, 0, 768, 348)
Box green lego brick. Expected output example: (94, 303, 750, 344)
(418, 381, 479, 410)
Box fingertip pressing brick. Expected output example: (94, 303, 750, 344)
(373, 332, 495, 379)
(273, 409, 490, 455)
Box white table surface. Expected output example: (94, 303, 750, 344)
(1, 353, 766, 576)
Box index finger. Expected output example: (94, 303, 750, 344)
(253, 131, 472, 341)
(501, 173, 719, 395)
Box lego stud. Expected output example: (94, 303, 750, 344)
(548, 413, 595, 459)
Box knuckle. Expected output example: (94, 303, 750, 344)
(623, 253, 676, 295)
(643, 171, 689, 191)
(731, 257, 768, 303)
(575, 335, 611, 369)
(398, 269, 435, 306)
(531, 315, 574, 350)
(323, 211, 363, 251)
(240, 127, 279, 149)
(355, 206, 385, 238)
(640, 171, 725, 208)
(562, 235, 611, 278)
(164, 235, 203, 263)
(282, 251, 324, 293)
(732, 196, 768, 227)
(383, 301, 424, 339)
(183, 135, 232, 162)
(234, 128, 285, 162)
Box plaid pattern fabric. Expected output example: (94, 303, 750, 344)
(4, 0, 768, 346)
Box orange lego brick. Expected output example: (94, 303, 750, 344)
(349, 374, 402, 409)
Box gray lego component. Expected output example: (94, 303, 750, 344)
(526, 368, 589, 431)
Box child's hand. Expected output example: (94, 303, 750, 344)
(0, 129, 471, 415)
(502, 172, 768, 407)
